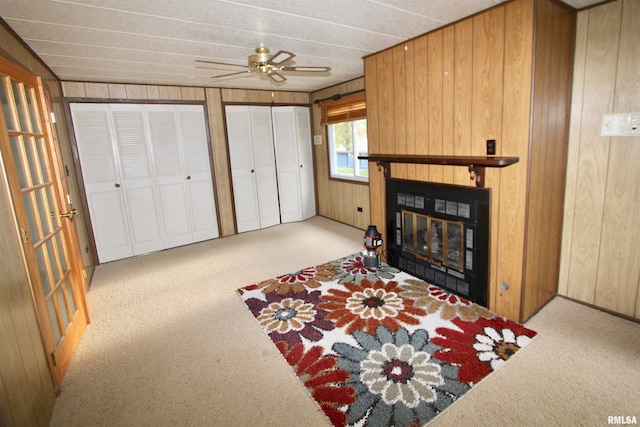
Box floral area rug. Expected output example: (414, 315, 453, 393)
(237, 253, 537, 426)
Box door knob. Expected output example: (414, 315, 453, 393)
(251, 169, 255, 173)
(60, 208, 78, 221)
(115, 183, 121, 188)
(186, 175, 191, 180)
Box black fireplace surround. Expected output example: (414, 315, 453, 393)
(385, 178, 490, 307)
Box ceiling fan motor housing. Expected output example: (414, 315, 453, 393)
(248, 47, 272, 72)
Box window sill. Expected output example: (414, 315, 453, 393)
(329, 176, 369, 185)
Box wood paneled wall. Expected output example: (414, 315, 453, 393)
(61, 81, 310, 240)
(0, 162, 54, 427)
(559, 0, 640, 319)
(364, 0, 575, 321)
(521, 0, 575, 320)
(0, 24, 57, 427)
(311, 78, 370, 230)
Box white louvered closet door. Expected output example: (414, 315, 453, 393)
(146, 105, 219, 247)
(176, 105, 219, 241)
(271, 106, 315, 223)
(271, 107, 302, 223)
(248, 106, 281, 229)
(110, 104, 164, 256)
(226, 106, 261, 233)
(294, 106, 316, 220)
(71, 103, 218, 263)
(226, 105, 280, 233)
(70, 104, 133, 262)
(147, 106, 192, 248)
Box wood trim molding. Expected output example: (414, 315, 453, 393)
(358, 154, 519, 187)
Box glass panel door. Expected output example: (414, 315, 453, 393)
(0, 57, 88, 389)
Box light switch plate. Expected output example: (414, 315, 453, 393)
(601, 113, 640, 137)
(313, 135, 323, 145)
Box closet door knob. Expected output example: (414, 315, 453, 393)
(115, 183, 120, 188)
(186, 175, 191, 180)
(251, 169, 255, 173)
(300, 164, 303, 168)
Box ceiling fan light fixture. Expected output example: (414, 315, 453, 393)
(248, 47, 272, 71)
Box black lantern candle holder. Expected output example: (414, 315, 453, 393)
(363, 224, 383, 268)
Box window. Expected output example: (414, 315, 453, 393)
(320, 92, 368, 182)
(327, 119, 368, 181)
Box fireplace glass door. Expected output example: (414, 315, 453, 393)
(445, 220, 463, 270)
(402, 210, 464, 272)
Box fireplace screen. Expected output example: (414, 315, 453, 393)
(386, 178, 490, 306)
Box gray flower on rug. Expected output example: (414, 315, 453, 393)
(332, 325, 470, 426)
(329, 253, 400, 284)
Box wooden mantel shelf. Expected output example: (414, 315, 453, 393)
(358, 154, 520, 187)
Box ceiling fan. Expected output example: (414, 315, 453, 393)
(196, 46, 331, 83)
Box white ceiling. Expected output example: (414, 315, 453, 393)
(0, 0, 601, 93)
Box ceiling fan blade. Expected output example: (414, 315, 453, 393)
(267, 50, 295, 65)
(195, 59, 248, 69)
(267, 72, 287, 83)
(211, 70, 251, 79)
(281, 66, 331, 73)
(195, 65, 241, 72)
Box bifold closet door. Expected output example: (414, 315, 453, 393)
(226, 105, 280, 233)
(110, 104, 166, 256)
(177, 107, 219, 241)
(70, 103, 162, 262)
(69, 105, 131, 261)
(294, 106, 316, 220)
(271, 106, 316, 223)
(147, 105, 219, 246)
(71, 103, 218, 263)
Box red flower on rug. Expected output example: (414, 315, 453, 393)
(255, 263, 337, 294)
(338, 255, 369, 276)
(319, 279, 426, 335)
(276, 341, 355, 426)
(432, 316, 537, 384)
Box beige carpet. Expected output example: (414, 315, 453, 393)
(50, 216, 640, 426)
